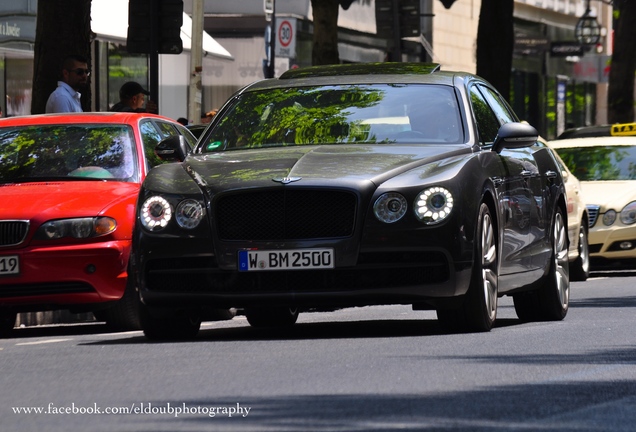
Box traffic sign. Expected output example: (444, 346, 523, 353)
(275, 18, 296, 58)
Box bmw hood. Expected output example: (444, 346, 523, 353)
(184, 144, 468, 190)
(0, 181, 140, 220)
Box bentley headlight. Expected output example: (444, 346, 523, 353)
(176, 199, 205, 229)
(374, 193, 407, 223)
(414, 187, 453, 225)
(141, 196, 173, 230)
(620, 202, 636, 225)
(36, 217, 117, 240)
(603, 209, 616, 226)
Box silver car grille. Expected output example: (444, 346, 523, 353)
(587, 205, 600, 228)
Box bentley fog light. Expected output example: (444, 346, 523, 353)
(176, 199, 205, 229)
(141, 196, 172, 230)
(36, 217, 117, 240)
(620, 202, 636, 225)
(374, 193, 407, 223)
(415, 187, 453, 225)
(603, 210, 616, 226)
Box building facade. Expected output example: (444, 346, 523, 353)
(195, 0, 616, 139)
(0, 0, 234, 122)
(0, 0, 620, 139)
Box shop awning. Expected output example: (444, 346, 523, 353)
(90, 0, 233, 60)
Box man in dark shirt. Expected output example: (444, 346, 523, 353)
(110, 81, 156, 113)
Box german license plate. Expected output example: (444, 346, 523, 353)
(238, 249, 334, 272)
(0, 255, 19, 275)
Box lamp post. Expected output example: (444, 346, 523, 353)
(575, 0, 601, 47)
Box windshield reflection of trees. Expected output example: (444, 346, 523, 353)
(0, 125, 137, 181)
(202, 84, 460, 152)
(557, 146, 636, 181)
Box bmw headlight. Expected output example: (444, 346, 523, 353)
(175, 199, 205, 229)
(36, 217, 117, 240)
(140, 196, 172, 230)
(620, 201, 636, 225)
(414, 187, 454, 225)
(603, 209, 616, 226)
(373, 193, 407, 223)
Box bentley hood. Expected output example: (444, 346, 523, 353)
(182, 144, 469, 191)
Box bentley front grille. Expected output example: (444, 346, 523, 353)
(0, 220, 29, 247)
(216, 189, 357, 241)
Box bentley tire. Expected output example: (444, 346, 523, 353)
(140, 304, 201, 341)
(437, 203, 498, 332)
(245, 307, 299, 328)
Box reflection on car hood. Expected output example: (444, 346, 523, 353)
(0, 181, 140, 220)
(189, 144, 468, 188)
(581, 181, 636, 207)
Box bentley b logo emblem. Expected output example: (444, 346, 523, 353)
(272, 176, 302, 184)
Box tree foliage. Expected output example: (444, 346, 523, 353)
(31, 0, 92, 114)
(608, 0, 636, 123)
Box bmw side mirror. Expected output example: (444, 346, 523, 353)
(492, 122, 539, 153)
(155, 135, 190, 162)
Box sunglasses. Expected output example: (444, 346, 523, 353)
(68, 68, 91, 76)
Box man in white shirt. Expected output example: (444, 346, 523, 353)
(45, 55, 90, 113)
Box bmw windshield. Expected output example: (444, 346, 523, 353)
(0, 125, 139, 183)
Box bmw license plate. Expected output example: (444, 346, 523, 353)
(0, 255, 20, 275)
(238, 249, 334, 272)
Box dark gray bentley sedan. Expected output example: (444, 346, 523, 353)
(132, 63, 570, 340)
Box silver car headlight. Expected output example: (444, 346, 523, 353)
(175, 199, 205, 229)
(36, 217, 117, 240)
(414, 187, 454, 225)
(603, 209, 616, 226)
(620, 201, 636, 225)
(140, 196, 173, 230)
(373, 193, 408, 223)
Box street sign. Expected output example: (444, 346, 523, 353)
(550, 42, 584, 57)
(275, 18, 296, 58)
(264, 0, 274, 21)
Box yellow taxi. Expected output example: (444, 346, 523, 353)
(549, 123, 636, 268)
(541, 138, 590, 280)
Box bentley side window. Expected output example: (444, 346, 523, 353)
(478, 85, 517, 124)
(469, 86, 500, 146)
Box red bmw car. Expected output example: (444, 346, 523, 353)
(0, 112, 196, 336)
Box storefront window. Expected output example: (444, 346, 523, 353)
(0, 56, 5, 117)
(545, 77, 557, 139)
(5, 57, 33, 117)
(565, 81, 596, 128)
(106, 42, 149, 111)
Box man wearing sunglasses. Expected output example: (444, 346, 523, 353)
(45, 55, 90, 113)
